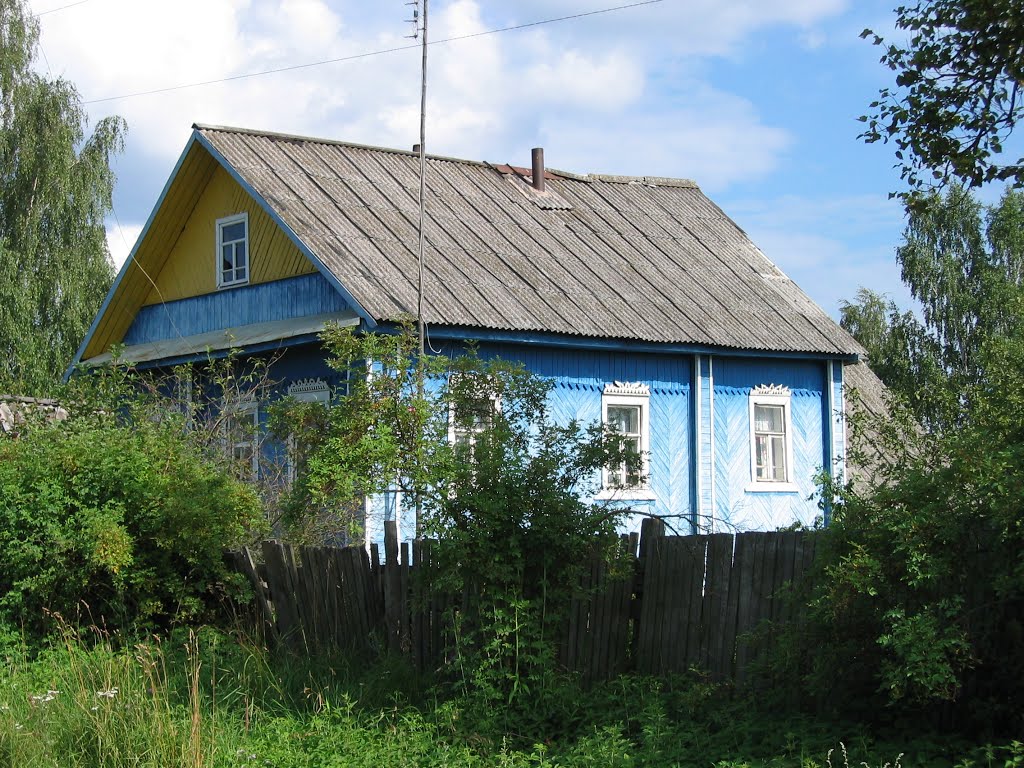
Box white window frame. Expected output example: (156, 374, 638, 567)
(224, 396, 259, 478)
(597, 382, 655, 501)
(216, 212, 249, 289)
(285, 378, 331, 485)
(746, 385, 799, 493)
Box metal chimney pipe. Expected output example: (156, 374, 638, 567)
(531, 147, 545, 193)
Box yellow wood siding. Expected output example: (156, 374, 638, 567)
(143, 165, 315, 305)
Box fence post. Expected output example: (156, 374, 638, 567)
(383, 521, 403, 653)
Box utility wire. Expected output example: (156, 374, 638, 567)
(37, 0, 94, 15)
(83, 0, 663, 105)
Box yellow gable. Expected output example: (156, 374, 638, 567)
(143, 165, 316, 304)
(80, 140, 320, 362)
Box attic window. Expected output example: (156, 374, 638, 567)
(217, 213, 249, 288)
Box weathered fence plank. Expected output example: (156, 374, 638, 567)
(237, 529, 819, 686)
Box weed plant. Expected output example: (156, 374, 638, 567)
(0, 626, 1019, 767)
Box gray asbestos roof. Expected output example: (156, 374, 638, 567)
(197, 125, 863, 356)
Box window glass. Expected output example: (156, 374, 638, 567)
(602, 385, 649, 492)
(451, 394, 496, 455)
(752, 401, 788, 482)
(285, 379, 331, 485)
(217, 214, 249, 287)
(225, 401, 259, 479)
(222, 221, 245, 242)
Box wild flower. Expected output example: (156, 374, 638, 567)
(29, 690, 58, 705)
(95, 688, 119, 699)
(827, 742, 904, 768)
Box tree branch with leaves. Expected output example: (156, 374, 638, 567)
(860, 0, 1024, 198)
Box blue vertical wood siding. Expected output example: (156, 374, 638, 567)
(464, 342, 693, 536)
(124, 274, 349, 345)
(250, 337, 837, 545)
(710, 357, 827, 530)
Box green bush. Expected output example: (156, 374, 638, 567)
(797, 350, 1024, 731)
(0, 372, 266, 645)
(273, 325, 638, 712)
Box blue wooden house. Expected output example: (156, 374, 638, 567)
(72, 124, 880, 541)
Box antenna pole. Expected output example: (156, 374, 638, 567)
(413, 0, 428, 538)
(416, 0, 428, 359)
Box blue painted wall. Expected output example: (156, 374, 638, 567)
(427, 341, 694, 537)
(223, 337, 837, 546)
(124, 273, 349, 345)
(708, 357, 827, 530)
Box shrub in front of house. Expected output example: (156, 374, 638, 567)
(0, 372, 266, 647)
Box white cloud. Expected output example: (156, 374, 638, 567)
(535, 86, 791, 190)
(476, 0, 849, 58)
(30, 0, 834, 170)
(106, 221, 144, 271)
(523, 50, 645, 111)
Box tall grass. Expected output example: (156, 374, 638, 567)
(1, 628, 225, 766)
(0, 626, 1017, 767)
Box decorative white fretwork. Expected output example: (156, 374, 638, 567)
(287, 378, 330, 401)
(750, 384, 790, 397)
(603, 381, 650, 397)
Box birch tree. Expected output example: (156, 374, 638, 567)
(860, 0, 1024, 196)
(841, 185, 1024, 430)
(0, 0, 125, 395)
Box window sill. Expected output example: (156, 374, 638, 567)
(217, 279, 250, 290)
(594, 488, 657, 501)
(744, 481, 801, 494)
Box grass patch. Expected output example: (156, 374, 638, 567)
(0, 628, 1018, 767)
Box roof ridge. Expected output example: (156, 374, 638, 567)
(193, 124, 699, 187)
(192, 123, 491, 168)
(590, 172, 698, 188)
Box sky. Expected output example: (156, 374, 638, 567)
(29, 0, 922, 319)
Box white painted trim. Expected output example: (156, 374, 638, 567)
(603, 381, 651, 397)
(694, 354, 703, 528)
(708, 357, 716, 532)
(216, 212, 250, 289)
(744, 481, 800, 494)
(602, 383, 651, 493)
(287, 378, 331, 401)
(594, 488, 658, 501)
(446, 373, 501, 448)
(82, 311, 359, 366)
(748, 386, 795, 487)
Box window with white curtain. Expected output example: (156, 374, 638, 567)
(747, 385, 797, 492)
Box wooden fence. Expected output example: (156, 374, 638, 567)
(229, 520, 818, 684)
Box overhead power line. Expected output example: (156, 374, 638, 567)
(83, 0, 663, 105)
(37, 0, 93, 16)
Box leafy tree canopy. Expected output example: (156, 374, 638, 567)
(0, 0, 125, 395)
(860, 0, 1024, 197)
(840, 185, 1024, 430)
